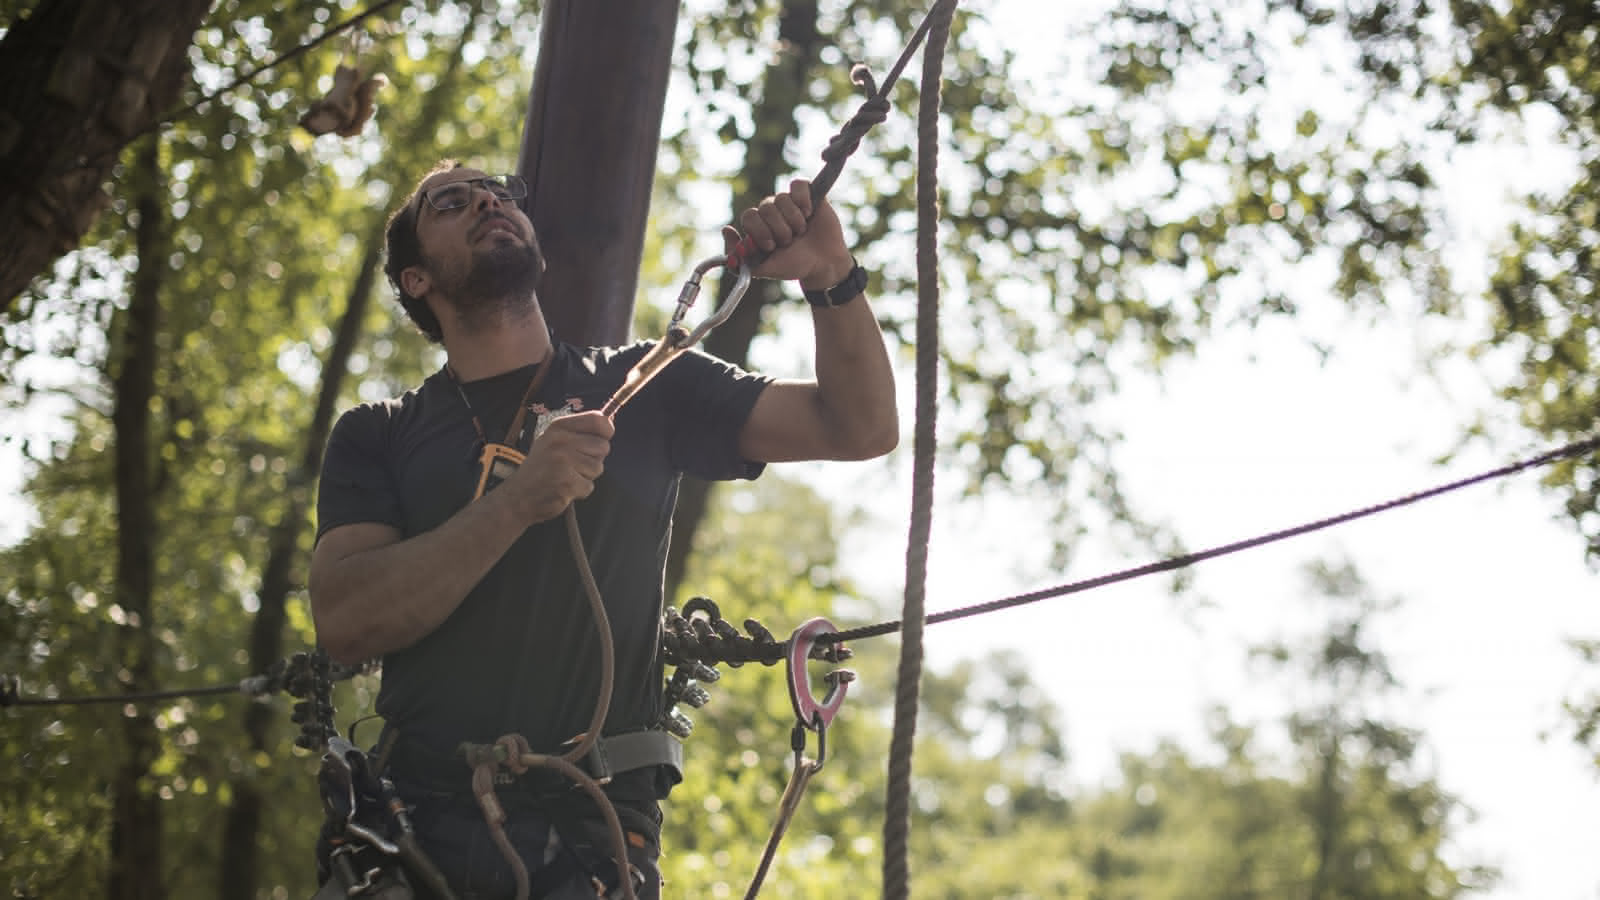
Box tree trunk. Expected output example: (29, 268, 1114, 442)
(106, 136, 165, 900)
(516, 0, 680, 346)
(0, 0, 212, 311)
(666, 0, 824, 599)
(214, 10, 486, 891)
(1307, 730, 1342, 900)
(215, 220, 383, 899)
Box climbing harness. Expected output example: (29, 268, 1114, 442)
(23, 0, 1600, 894)
(313, 735, 457, 900)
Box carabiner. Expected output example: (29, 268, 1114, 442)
(785, 617, 854, 733)
(666, 255, 754, 350)
(600, 256, 753, 418)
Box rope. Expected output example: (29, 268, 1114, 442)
(9, 435, 1594, 712)
(458, 735, 638, 900)
(808, 0, 956, 203)
(0, 655, 372, 710)
(882, 4, 958, 898)
(744, 725, 824, 899)
(829, 433, 1600, 645)
(451, 507, 635, 900)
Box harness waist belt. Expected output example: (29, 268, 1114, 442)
(580, 730, 684, 785)
(386, 728, 684, 795)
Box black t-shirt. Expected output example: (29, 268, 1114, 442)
(316, 340, 771, 765)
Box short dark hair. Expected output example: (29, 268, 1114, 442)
(384, 159, 461, 343)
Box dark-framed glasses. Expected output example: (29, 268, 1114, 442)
(421, 175, 528, 212)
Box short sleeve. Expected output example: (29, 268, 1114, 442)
(660, 348, 772, 481)
(316, 404, 405, 541)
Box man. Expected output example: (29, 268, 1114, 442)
(308, 160, 896, 898)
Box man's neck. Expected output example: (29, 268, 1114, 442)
(441, 298, 554, 382)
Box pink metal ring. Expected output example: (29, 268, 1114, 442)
(786, 617, 849, 731)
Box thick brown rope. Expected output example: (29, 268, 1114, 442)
(463, 733, 638, 900)
(560, 505, 619, 768)
(455, 502, 632, 900)
(883, 3, 958, 898)
(457, 507, 634, 900)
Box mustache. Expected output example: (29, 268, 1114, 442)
(472, 213, 522, 241)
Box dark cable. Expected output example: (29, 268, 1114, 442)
(8, 435, 1594, 708)
(1, 680, 244, 708)
(828, 433, 1600, 645)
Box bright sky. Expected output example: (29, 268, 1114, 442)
(807, 2, 1600, 898)
(831, 317, 1600, 899)
(3, 3, 1595, 898)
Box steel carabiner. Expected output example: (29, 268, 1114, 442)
(600, 256, 754, 418)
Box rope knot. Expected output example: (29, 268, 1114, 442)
(822, 96, 891, 164)
(496, 733, 534, 775)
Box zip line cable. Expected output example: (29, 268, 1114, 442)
(0, 679, 248, 708)
(6, 433, 1595, 712)
(0, 658, 372, 710)
(826, 432, 1600, 645)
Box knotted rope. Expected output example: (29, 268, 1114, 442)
(460, 732, 638, 900)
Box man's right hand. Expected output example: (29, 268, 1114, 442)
(310, 412, 612, 663)
(507, 410, 613, 523)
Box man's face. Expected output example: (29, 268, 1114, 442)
(407, 168, 544, 304)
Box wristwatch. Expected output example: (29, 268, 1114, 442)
(802, 260, 869, 308)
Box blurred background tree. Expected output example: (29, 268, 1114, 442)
(2, 0, 1594, 896)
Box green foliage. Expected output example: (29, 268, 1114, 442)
(1055, 561, 1488, 900)
(0, 0, 1582, 895)
(661, 0, 1265, 567)
(2, 2, 541, 896)
(1089, 0, 1600, 767)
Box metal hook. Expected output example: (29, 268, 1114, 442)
(786, 618, 854, 734)
(600, 257, 753, 419)
(666, 255, 754, 350)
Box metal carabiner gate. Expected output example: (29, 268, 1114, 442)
(600, 255, 753, 418)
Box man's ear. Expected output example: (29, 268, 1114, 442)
(401, 266, 430, 299)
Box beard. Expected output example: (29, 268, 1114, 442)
(427, 240, 545, 334)
(461, 240, 543, 300)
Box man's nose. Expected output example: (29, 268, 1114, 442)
(472, 185, 506, 211)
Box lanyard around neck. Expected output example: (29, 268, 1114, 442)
(446, 349, 554, 450)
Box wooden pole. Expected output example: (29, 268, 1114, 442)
(516, 0, 681, 346)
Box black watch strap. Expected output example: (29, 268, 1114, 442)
(802, 261, 868, 308)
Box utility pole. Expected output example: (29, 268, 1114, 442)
(516, 0, 681, 346)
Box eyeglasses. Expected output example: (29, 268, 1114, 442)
(420, 174, 528, 212)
